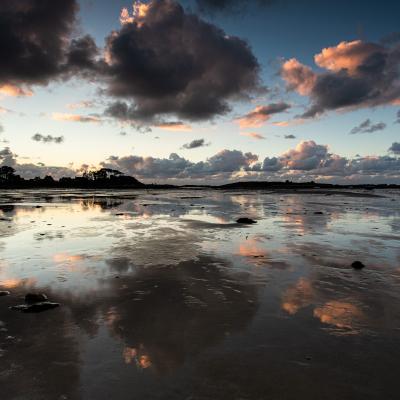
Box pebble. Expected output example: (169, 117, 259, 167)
(236, 217, 257, 224)
(351, 261, 365, 270)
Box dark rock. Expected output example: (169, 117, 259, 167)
(25, 293, 48, 304)
(0, 291, 11, 297)
(236, 218, 257, 224)
(11, 301, 60, 313)
(314, 211, 324, 215)
(351, 261, 365, 270)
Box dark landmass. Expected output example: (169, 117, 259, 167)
(1, 165, 399, 191)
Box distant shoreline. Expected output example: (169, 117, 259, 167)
(1, 181, 399, 193)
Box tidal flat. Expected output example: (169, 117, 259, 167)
(0, 189, 399, 400)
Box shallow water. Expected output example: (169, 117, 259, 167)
(0, 189, 399, 400)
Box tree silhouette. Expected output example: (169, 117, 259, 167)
(0, 166, 16, 181)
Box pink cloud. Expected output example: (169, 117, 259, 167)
(0, 84, 32, 97)
(236, 103, 291, 128)
(156, 122, 192, 132)
(281, 59, 316, 96)
(314, 40, 382, 75)
(52, 113, 101, 123)
(240, 132, 265, 140)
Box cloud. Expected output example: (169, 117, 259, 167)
(279, 140, 333, 170)
(281, 59, 316, 96)
(0, 84, 33, 97)
(52, 113, 101, 123)
(182, 139, 209, 149)
(0, 0, 98, 92)
(240, 132, 265, 140)
(284, 134, 296, 139)
(101, 149, 258, 180)
(101, 0, 261, 123)
(195, 0, 275, 13)
(314, 41, 384, 75)
(381, 32, 400, 46)
(0, 147, 75, 179)
(236, 102, 291, 128)
(396, 110, 400, 124)
(66, 101, 95, 110)
(32, 133, 64, 144)
(0, 106, 12, 115)
(349, 119, 387, 134)
(281, 40, 400, 118)
(0, 147, 16, 167)
(1, 142, 400, 184)
(389, 142, 400, 154)
(156, 122, 192, 132)
(260, 157, 283, 171)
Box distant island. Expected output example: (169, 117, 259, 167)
(1, 165, 399, 190)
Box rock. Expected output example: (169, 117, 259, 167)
(236, 218, 257, 224)
(351, 261, 365, 270)
(10, 301, 60, 313)
(0, 291, 11, 297)
(314, 211, 324, 215)
(25, 293, 48, 304)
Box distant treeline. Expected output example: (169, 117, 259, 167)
(0, 165, 399, 190)
(0, 166, 145, 189)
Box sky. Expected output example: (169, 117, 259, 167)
(0, 0, 399, 184)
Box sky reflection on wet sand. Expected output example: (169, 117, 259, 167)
(0, 189, 399, 399)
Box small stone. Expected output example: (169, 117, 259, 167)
(236, 218, 257, 224)
(314, 211, 324, 215)
(351, 261, 365, 270)
(25, 293, 48, 304)
(0, 291, 11, 297)
(11, 301, 60, 313)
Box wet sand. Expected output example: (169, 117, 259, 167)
(0, 189, 399, 400)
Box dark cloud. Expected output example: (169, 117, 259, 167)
(255, 141, 400, 182)
(389, 142, 400, 154)
(261, 157, 283, 171)
(182, 139, 209, 149)
(102, 0, 260, 123)
(380, 32, 400, 46)
(349, 119, 386, 134)
(0, 0, 98, 92)
(101, 149, 258, 180)
(347, 155, 400, 176)
(284, 134, 296, 139)
(65, 35, 99, 74)
(395, 110, 400, 124)
(0, 147, 16, 167)
(32, 133, 64, 144)
(195, 0, 275, 13)
(281, 40, 400, 118)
